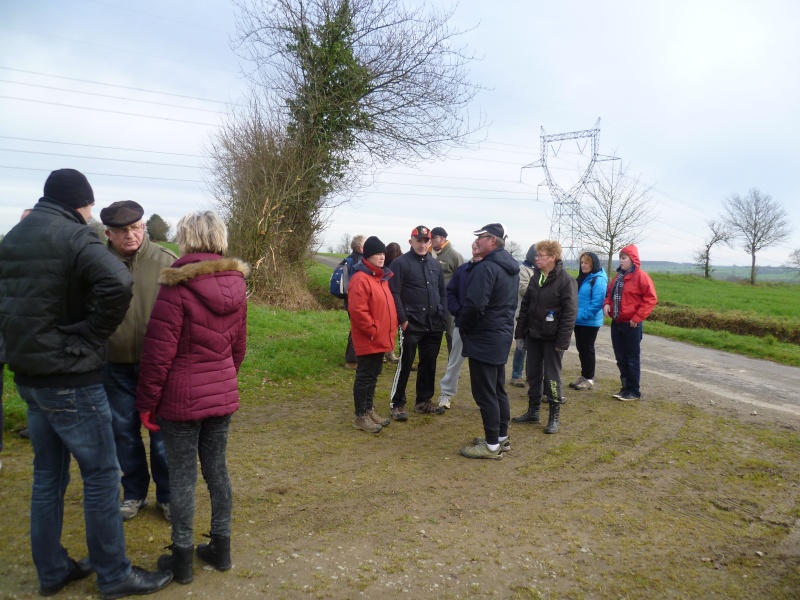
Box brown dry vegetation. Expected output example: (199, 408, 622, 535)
(2, 347, 800, 599)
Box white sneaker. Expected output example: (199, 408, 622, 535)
(120, 498, 148, 521)
(157, 502, 171, 522)
(438, 394, 451, 409)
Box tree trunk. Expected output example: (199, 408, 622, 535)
(750, 253, 757, 285)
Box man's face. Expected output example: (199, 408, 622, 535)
(409, 236, 431, 256)
(474, 234, 496, 258)
(431, 235, 446, 252)
(105, 221, 146, 257)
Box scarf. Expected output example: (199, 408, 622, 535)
(611, 264, 636, 320)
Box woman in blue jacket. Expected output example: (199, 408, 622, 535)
(569, 252, 607, 391)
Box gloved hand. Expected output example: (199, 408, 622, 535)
(515, 338, 527, 351)
(58, 321, 99, 357)
(139, 411, 160, 432)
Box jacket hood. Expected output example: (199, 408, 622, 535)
(525, 244, 537, 265)
(159, 254, 250, 316)
(619, 244, 641, 268)
(485, 247, 520, 275)
(586, 251, 603, 274)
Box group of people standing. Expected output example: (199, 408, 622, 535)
(343, 223, 658, 460)
(0, 169, 248, 597)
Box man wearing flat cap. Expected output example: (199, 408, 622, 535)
(101, 201, 177, 522)
(0, 169, 173, 597)
(430, 227, 463, 355)
(387, 225, 447, 420)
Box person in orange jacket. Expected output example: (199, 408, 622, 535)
(347, 236, 398, 433)
(602, 244, 658, 401)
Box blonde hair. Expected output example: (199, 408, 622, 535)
(351, 235, 365, 253)
(535, 240, 563, 261)
(579, 252, 595, 269)
(176, 211, 228, 255)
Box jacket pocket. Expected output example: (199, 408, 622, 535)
(541, 307, 560, 337)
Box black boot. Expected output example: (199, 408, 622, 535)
(196, 535, 231, 571)
(512, 399, 541, 423)
(545, 402, 560, 434)
(157, 544, 194, 584)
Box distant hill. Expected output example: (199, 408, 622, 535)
(559, 260, 799, 283)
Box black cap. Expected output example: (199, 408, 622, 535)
(473, 223, 506, 239)
(363, 236, 387, 258)
(410, 225, 430, 240)
(431, 227, 448, 238)
(43, 169, 95, 209)
(100, 201, 144, 228)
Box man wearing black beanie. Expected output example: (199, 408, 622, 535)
(0, 169, 173, 598)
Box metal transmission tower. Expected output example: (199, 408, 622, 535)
(523, 118, 617, 266)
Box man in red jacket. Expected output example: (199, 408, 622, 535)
(602, 244, 658, 401)
(347, 236, 398, 433)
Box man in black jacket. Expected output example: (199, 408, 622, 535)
(0, 169, 172, 599)
(458, 224, 520, 459)
(388, 226, 447, 420)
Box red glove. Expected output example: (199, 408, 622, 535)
(139, 411, 160, 432)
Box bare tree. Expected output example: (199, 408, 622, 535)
(336, 233, 352, 254)
(577, 163, 658, 274)
(786, 248, 800, 278)
(722, 188, 792, 284)
(693, 219, 733, 278)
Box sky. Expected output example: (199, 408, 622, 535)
(1, 0, 799, 267)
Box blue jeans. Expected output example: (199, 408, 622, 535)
(103, 363, 170, 504)
(161, 416, 233, 547)
(610, 321, 644, 396)
(511, 347, 526, 380)
(19, 384, 131, 590)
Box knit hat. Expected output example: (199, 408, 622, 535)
(100, 201, 144, 228)
(363, 236, 387, 258)
(431, 226, 448, 238)
(43, 169, 95, 209)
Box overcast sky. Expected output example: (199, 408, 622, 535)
(2, 0, 799, 267)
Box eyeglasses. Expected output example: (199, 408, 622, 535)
(109, 223, 145, 235)
(535, 254, 551, 259)
(477, 234, 493, 240)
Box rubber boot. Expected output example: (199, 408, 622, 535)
(156, 544, 194, 584)
(545, 402, 560, 434)
(512, 399, 541, 423)
(196, 535, 232, 571)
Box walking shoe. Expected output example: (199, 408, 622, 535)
(157, 502, 171, 522)
(612, 389, 626, 399)
(438, 394, 451, 409)
(366, 407, 390, 427)
(471, 437, 511, 452)
(39, 557, 93, 596)
(460, 441, 502, 460)
(568, 376, 584, 389)
(99, 566, 173, 600)
(574, 377, 594, 391)
(617, 391, 641, 401)
(385, 352, 399, 364)
(413, 401, 446, 415)
(353, 415, 382, 433)
(510, 378, 525, 388)
(391, 406, 408, 421)
(120, 498, 148, 521)
(18, 427, 30, 439)
(344, 362, 357, 370)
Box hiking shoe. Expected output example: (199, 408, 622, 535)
(460, 441, 502, 460)
(510, 378, 525, 388)
(390, 406, 408, 422)
(18, 427, 31, 439)
(385, 352, 399, 364)
(39, 557, 93, 596)
(472, 437, 511, 452)
(353, 415, 382, 433)
(438, 394, 451, 409)
(574, 377, 594, 391)
(344, 362, 357, 370)
(612, 389, 626, 399)
(120, 498, 148, 521)
(367, 407, 390, 427)
(157, 502, 171, 522)
(617, 391, 641, 402)
(414, 401, 446, 415)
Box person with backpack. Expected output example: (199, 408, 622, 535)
(568, 252, 608, 391)
(341, 236, 365, 370)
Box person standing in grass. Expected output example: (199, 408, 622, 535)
(568, 252, 608, 392)
(136, 211, 249, 584)
(347, 236, 398, 433)
(603, 244, 658, 401)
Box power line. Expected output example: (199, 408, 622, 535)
(0, 165, 203, 183)
(0, 149, 200, 169)
(0, 136, 202, 157)
(83, 0, 229, 34)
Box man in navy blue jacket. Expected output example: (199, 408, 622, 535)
(458, 223, 520, 459)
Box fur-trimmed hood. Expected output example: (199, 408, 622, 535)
(159, 253, 250, 317)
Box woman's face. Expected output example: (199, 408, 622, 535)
(619, 253, 633, 271)
(580, 256, 592, 274)
(367, 253, 386, 268)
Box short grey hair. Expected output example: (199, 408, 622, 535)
(176, 211, 228, 255)
(351, 235, 365, 253)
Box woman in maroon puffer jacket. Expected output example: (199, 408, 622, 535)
(136, 211, 249, 585)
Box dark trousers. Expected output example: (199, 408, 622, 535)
(161, 416, 233, 548)
(468, 358, 510, 445)
(526, 338, 564, 405)
(573, 325, 600, 380)
(390, 329, 442, 408)
(610, 321, 643, 396)
(353, 353, 384, 415)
